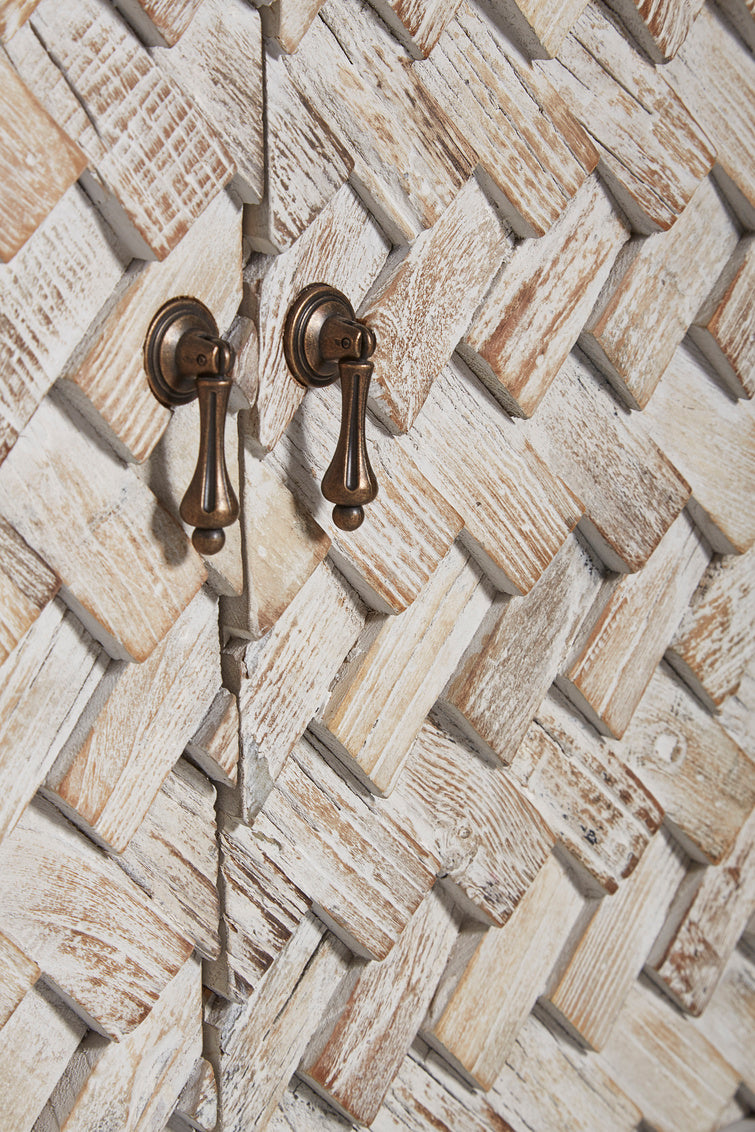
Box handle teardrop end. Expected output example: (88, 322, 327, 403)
(332, 504, 365, 531)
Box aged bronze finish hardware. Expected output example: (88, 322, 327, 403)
(284, 283, 378, 531)
(144, 296, 239, 555)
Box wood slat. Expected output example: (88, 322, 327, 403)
(367, 0, 464, 56)
(716, 0, 755, 50)
(111, 0, 204, 46)
(691, 234, 755, 399)
(605, 0, 705, 61)
(484, 0, 591, 56)
(0, 516, 58, 665)
(0, 932, 39, 1029)
(185, 688, 240, 788)
(0, 0, 40, 39)
(692, 943, 755, 1098)
(169, 1058, 217, 1132)
(260, 0, 325, 53)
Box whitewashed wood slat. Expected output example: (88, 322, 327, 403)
(691, 234, 755, 399)
(154, 0, 263, 205)
(716, 0, 755, 50)
(517, 350, 691, 573)
(0, 184, 128, 467)
(0, 795, 193, 1039)
(0, 0, 40, 38)
(312, 545, 495, 795)
(0, 600, 108, 849)
(439, 533, 606, 765)
(301, 887, 461, 1124)
(360, 175, 513, 435)
(640, 343, 755, 556)
(648, 807, 755, 1015)
(484, 0, 591, 56)
(719, 653, 755, 761)
(30, 0, 234, 261)
(285, 3, 477, 244)
(372, 1052, 514, 1132)
(210, 915, 351, 1132)
(223, 558, 365, 816)
(0, 516, 58, 665)
(390, 718, 555, 926)
(63, 187, 242, 466)
(400, 359, 583, 595)
(259, 0, 325, 53)
(114, 759, 220, 960)
(605, 0, 705, 61)
(599, 980, 740, 1132)
(414, 5, 598, 239)
(0, 931, 39, 1029)
(621, 662, 755, 866)
(220, 449, 330, 642)
(249, 184, 390, 453)
(61, 956, 202, 1132)
(267, 1080, 354, 1132)
(168, 1058, 217, 1132)
(581, 178, 739, 412)
(111, 0, 204, 46)
(366, 0, 464, 56)
(559, 511, 711, 739)
(425, 854, 588, 1089)
(461, 174, 628, 418)
(668, 548, 755, 712)
(546, 829, 688, 1051)
(692, 944, 755, 1098)
(0, 54, 85, 264)
(254, 736, 437, 959)
(540, 5, 715, 234)
(0, 983, 86, 1132)
(46, 587, 220, 853)
(0, 393, 207, 663)
(185, 688, 240, 788)
(665, 4, 755, 228)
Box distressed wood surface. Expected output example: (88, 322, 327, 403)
(313, 545, 494, 795)
(391, 718, 555, 926)
(0, 516, 58, 665)
(0, 0, 40, 39)
(541, 5, 715, 234)
(30, 0, 234, 260)
(605, 0, 705, 61)
(267, 1080, 354, 1132)
(401, 359, 583, 594)
(302, 888, 460, 1124)
(518, 349, 690, 573)
(560, 511, 711, 739)
(0, 932, 39, 1029)
(440, 534, 606, 765)
(546, 829, 687, 1050)
(716, 0, 755, 50)
(0, 393, 206, 662)
(0, 184, 127, 466)
(372, 1052, 511, 1132)
(692, 943, 755, 1097)
(0, 795, 193, 1039)
(414, 6, 597, 239)
(260, 0, 325, 53)
(691, 234, 755, 399)
(111, 0, 205, 46)
(368, 0, 464, 56)
(668, 548, 755, 711)
(485, 0, 591, 56)
(621, 662, 755, 865)
(462, 174, 628, 418)
(426, 854, 587, 1089)
(0, 54, 85, 264)
(169, 1058, 217, 1132)
(185, 688, 240, 788)
(581, 177, 739, 411)
(641, 342, 755, 556)
(47, 587, 220, 853)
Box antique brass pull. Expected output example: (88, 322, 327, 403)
(284, 284, 378, 531)
(144, 297, 239, 555)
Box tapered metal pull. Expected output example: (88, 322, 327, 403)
(144, 297, 239, 554)
(284, 284, 379, 530)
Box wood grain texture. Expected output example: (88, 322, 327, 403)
(440, 534, 606, 765)
(255, 736, 437, 959)
(170, 1058, 217, 1132)
(541, 5, 715, 234)
(668, 548, 755, 711)
(692, 943, 755, 1097)
(0, 932, 39, 1029)
(0, 393, 207, 663)
(641, 342, 755, 556)
(186, 688, 240, 788)
(546, 829, 687, 1050)
(0, 54, 85, 263)
(605, 0, 705, 61)
(0, 516, 58, 665)
(362, 175, 512, 435)
(260, 0, 325, 53)
(426, 854, 587, 1088)
(267, 1080, 354, 1132)
(373, 1052, 514, 1132)
(30, 0, 234, 260)
(367, 0, 464, 56)
(560, 511, 711, 739)
(691, 235, 755, 399)
(302, 888, 460, 1123)
(313, 545, 494, 795)
(111, 0, 204, 46)
(400, 359, 583, 594)
(0, 600, 107, 848)
(0, 795, 193, 1039)
(461, 174, 628, 418)
(48, 587, 220, 853)
(716, 0, 755, 50)
(391, 718, 555, 926)
(621, 662, 755, 865)
(519, 350, 691, 573)
(0, 0, 40, 39)
(0, 184, 127, 466)
(486, 0, 591, 55)
(649, 807, 755, 1014)
(581, 178, 739, 412)
(599, 980, 740, 1132)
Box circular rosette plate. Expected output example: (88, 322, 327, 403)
(144, 296, 218, 407)
(283, 282, 356, 389)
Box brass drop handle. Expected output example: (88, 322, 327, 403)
(144, 297, 239, 555)
(284, 284, 378, 531)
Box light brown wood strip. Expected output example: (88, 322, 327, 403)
(691, 234, 755, 399)
(0, 0, 41, 39)
(0, 517, 58, 665)
(0, 932, 39, 1029)
(604, 0, 705, 61)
